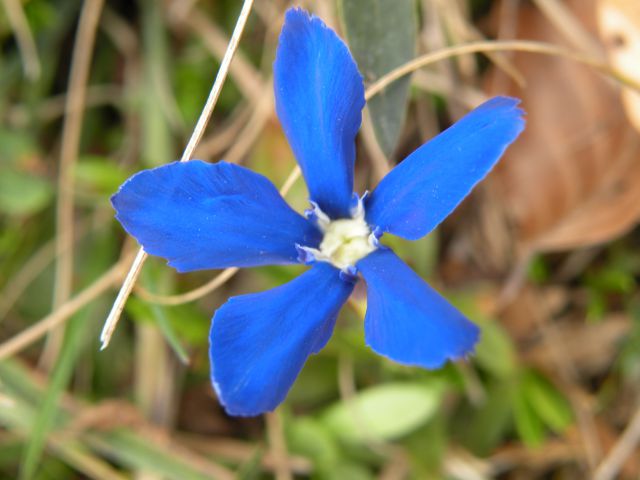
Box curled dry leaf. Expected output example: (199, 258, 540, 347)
(523, 313, 632, 376)
(597, 0, 640, 132)
(469, 0, 640, 271)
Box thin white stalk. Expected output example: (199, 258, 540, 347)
(99, 0, 255, 350)
(99, 248, 147, 349)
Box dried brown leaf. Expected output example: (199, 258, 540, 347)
(479, 0, 640, 262)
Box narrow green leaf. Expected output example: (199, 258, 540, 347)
(322, 382, 442, 443)
(523, 370, 573, 433)
(88, 431, 213, 480)
(339, 0, 416, 156)
(128, 297, 191, 365)
(0, 360, 228, 480)
(19, 309, 91, 480)
(19, 235, 115, 480)
(513, 379, 545, 447)
(235, 447, 264, 480)
(139, 0, 175, 166)
(460, 379, 515, 455)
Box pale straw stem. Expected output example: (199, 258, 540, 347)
(365, 40, 640, 101)
(99, 0, 255, 350)
(1, 0, 41, 80)
(104, 38, 639, 345)
(47, 0, 105, 367)
(125, 39, 640, 308)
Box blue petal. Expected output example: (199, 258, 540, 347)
(274, 8, 365, 219)
(112, 160, 320, 272)
(365, 97, 525, 239)
(209, 263, 353, 416)
(357, 249, 479, 368)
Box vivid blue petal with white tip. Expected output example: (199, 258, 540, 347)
(274, 8, 365, 219)
(357, 248, 480, 369)
(209, 263, 353, 416)
(112, 160, 320, 272)
(365, 96, 525, 239)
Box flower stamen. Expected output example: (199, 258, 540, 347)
(298, 197, 378, 271)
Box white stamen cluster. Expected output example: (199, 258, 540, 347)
(299, 198, 377, 271)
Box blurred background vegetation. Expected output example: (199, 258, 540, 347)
(1, 0, 639, 478)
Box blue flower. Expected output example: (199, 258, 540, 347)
(112, 8, 525, 416)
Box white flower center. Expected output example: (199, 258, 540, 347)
(318, 215, 376, 270)
(299, 198, 378, 271)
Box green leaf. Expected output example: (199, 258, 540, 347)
(523, 370, 573, 433)
(20, 236, 115, 480)
(328, 463, 374, 480)
(287, 417, 340, 472)
(0, 170, 52, 215)
(339, 0, 416, 156)
(382, 231, 439, 278)
(151, 303, 190, 365)
(513, 384, 545, 448)
(74, 157, 130, 195)
(140, 0, 175, 166)
(459, 379, 515, 455)
(322, 382, 442, 443)
(512, 369, 573, 448)
(20, 313, 87, 480)
(474, 321, 518, 378)
(126, 298, 190, 365)
(287, 356, 339, 407)
(0, 129, 38, 161)
(235, 447, 264, 480)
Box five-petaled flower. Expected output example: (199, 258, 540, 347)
(112, 7, 525, 416)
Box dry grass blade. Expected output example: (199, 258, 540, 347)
(265, 411, 293, 480)
(194, 104, 253, 160)
(430, 0, 525, 88)
(365, 39, 640, 100)
(0, 239, 55, 321)
(186, 9, 264, 103)
(224, 80, 275, 165)
(178, 0, 255, 164)
(532, 0, 603, 52)
(8, 85, 123, 126)
(594, 405, 640, 480)
(360, 109, 391, 181)
(9, 365, 237, 480)
(0, 254, 133, 360)
(135, 268, 240, 306)
(46, 434, 128, 480)
(0, 220, 94, 320)
(1, 0, 41, 80)
(47, 0, 105, 369)
(412, 70, 488, 108)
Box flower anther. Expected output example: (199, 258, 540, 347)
(298, 199, 378, 271)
